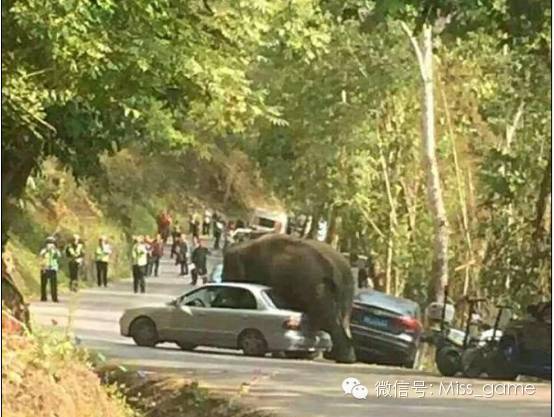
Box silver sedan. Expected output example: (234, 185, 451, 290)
(119, 282, 332, 358)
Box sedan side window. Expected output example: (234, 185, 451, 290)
(181, 288, 216, 308)
(211, 287, 258, 310)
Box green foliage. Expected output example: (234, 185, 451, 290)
(128, 206, 157, 237)
(2, 0, 328, 206)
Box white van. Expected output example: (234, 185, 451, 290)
(249, 208, 288, 234)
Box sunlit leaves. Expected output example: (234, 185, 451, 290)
(2, 0, 330, 186)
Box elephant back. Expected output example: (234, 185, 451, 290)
(221, 234, 354, 317)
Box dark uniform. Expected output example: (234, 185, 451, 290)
(171, 225, 181, 258)
(65, 240, 84, 292)
(191, 245, 209, 285)
(177, 240, 189, 276)
(357, 266, 368, 289)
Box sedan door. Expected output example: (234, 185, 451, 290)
(167, 287, 216, 346)
(201, 286, 261, 348)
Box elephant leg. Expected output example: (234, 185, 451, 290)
(324, 317, 357, 364)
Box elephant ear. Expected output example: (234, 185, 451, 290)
(311, 249, 341, 296)
(322, 274, 338, 295)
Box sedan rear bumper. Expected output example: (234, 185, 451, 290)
(269, 330, 333, 352)
(351, 324, 419, 364)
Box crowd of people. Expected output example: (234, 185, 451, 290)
(37, 208, 230, 301)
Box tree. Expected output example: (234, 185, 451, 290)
(400, 22, 449, 302)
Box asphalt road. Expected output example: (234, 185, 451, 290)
(30, 247, 551, 417)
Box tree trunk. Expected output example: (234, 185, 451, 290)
(503, 102, 524, 290)
(377, 135, 398, 295)
(401, 22, 449, 302)
(223, 165, 237, 209)
(439, 82, 474, 295)
(2, 148, 39, 248)
(307, 206, 322, 239)
(533, 150, 552, 240)
(325, 206, 337, 245)
(385, 230, 394, 294)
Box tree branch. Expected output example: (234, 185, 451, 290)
(400, 21, 425, 81)
(202, 0, 215, 16)
(506, 101, 525, 148)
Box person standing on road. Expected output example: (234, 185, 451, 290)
(211, 211, 219, 232)
(157, 210, 172, 244)
(223, 220, 235, 250)
(213, 218, 224, 250)
(203, 210, 212, 235)
(65, 234, 85, 292)
(190, 213, 200, 240)
(39, 236, 61, 302)
(150, 234, 164, 277)
(131, 236, 148, 294)
(171, 222, 181, 259)
(191, 239, 210, 285)
(176, 233, 189, 276)
(95, 236, 112, 287)
(357, 260, 368, 289)
(144, 235, 154, 277)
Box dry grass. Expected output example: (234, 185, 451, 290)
(2, 322, 273, 417)
(2, 327, 135, 417)
(100, 367, 272, 417)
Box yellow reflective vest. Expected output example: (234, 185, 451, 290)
(95, 243, 111, 263)
(132, 243, 148, 266)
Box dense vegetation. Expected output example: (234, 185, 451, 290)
(3, 0, 551, 309)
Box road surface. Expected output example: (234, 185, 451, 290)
(30, 248, 551, 417)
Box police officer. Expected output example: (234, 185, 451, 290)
(65, 234, 84, 292)
(95, 236, 112, 287)
(39, 236, 61, 302)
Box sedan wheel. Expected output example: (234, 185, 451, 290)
(130, 317, 158, 347)
(176, 341, 197, 351)
(239, 330, 267, 357)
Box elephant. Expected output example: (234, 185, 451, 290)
(222, 233, 356, 363)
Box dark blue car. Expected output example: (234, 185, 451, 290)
(350, 290, 423, 368)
